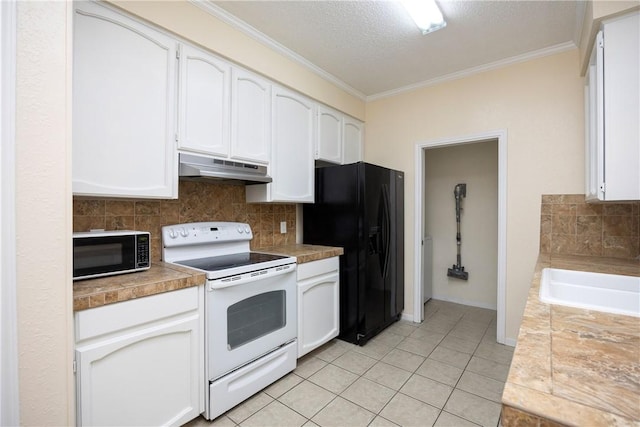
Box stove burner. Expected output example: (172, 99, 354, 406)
(175, 252, 289, 272)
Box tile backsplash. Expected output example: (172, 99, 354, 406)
(540, 194, 639, 259)
(73, 181, 297, 261)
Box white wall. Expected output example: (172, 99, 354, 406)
(365, 49, 584, 341)
(425, 140, 498, 309)
(15, 2, 73, 424)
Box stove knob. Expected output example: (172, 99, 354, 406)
(180, 227, 189, 237)
(237, 226, 243, 234)
(244, 226, 250, 234)
(168, 229, 178, 239)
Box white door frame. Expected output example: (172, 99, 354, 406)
(1, 0, 20, 424)
(414, 130, 507, 345)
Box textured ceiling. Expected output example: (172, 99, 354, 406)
(211, 0, 582, 98)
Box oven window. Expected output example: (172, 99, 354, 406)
(227, 290, 286, 350)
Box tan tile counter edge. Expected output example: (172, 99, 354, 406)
(501, 253, 640, 427)
(73, 262, 206, 311)
(258, 244, 344, 264)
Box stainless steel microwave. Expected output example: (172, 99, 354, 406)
(73, 230, 151, 281)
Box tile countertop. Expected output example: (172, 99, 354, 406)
(73, 245, 343, 311)
(73, 262, 206, 312)
(501, 254, 640, 426)
(258, 244, 344, 263)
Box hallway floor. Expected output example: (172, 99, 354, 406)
(186, 299, 514, 427)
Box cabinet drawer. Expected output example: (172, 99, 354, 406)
(75, 286, 200, 342)
(297, 257, 339, 281)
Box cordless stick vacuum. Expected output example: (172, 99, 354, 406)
(447, 183, 469, 280)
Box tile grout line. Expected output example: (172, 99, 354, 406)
(434, 307, 486, 427)
(210, 301, 510, 427)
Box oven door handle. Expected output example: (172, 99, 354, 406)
(208, 264, 296, 290)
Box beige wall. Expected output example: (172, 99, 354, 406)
(16, 1, 73, 425)
(425, 141, 498, 309)
(108, 0, 366, 121)
(365, 49, 585, 341)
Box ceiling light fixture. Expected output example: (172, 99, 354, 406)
(400, 0, 446, 35)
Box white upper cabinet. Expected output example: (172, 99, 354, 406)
(316, 107, 364, 165)
(231, 69, 271, 164)
(73, 2, 178, 199)
(585, 12, 640, 201)
(317, 106, 343, 164)
(343, 117, 364, 164)
(178, 44, 231, 158)
(179, 49, 271, 166)
(246, 86, 315, 203)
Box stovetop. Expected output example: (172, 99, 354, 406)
(162, 222, 297, 279)
(174, 252, 290, 272)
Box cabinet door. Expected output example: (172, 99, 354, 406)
(231, 68, 271, 164)
(73, 2, 177, 198)
(76, 315, 201, 427)
(269, 87, 315, 202)
(178, 44, 231, 157)
(585, 31, 604, 201)
(343, 117, 364, 164)
(297, 258, 340, 358)
(602, 13, 640, 200)
(316, 106, 342, 164)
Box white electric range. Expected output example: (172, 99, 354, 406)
(162, 222, 297, 420)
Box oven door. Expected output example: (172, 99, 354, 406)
(207, 265, 297, 380)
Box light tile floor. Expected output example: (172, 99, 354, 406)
(185, 299, 514, 427)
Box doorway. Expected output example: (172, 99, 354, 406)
(413, 131, 507, 345)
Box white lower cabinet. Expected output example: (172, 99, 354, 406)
(75, 286, 204, 427)
(297, 257, 340, 357)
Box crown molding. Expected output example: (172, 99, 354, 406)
(189, 1, 578, 104)
(367, 41, 578, 101)
(191, 0, 367, 101)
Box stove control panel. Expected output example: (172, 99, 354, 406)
(162, 222, 253, 247)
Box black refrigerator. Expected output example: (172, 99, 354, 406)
(303, 162, 404, 345)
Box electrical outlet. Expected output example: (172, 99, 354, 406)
(280, 221, 287, 234)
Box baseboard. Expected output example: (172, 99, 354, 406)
(504, 337, 517, 347)
(400, 312, 417, 323)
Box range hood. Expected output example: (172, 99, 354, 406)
(178, 153, 272, 185)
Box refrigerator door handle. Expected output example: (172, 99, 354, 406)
(380, 185, 391, 279)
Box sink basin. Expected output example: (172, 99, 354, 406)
(540, 268, 640, 317)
